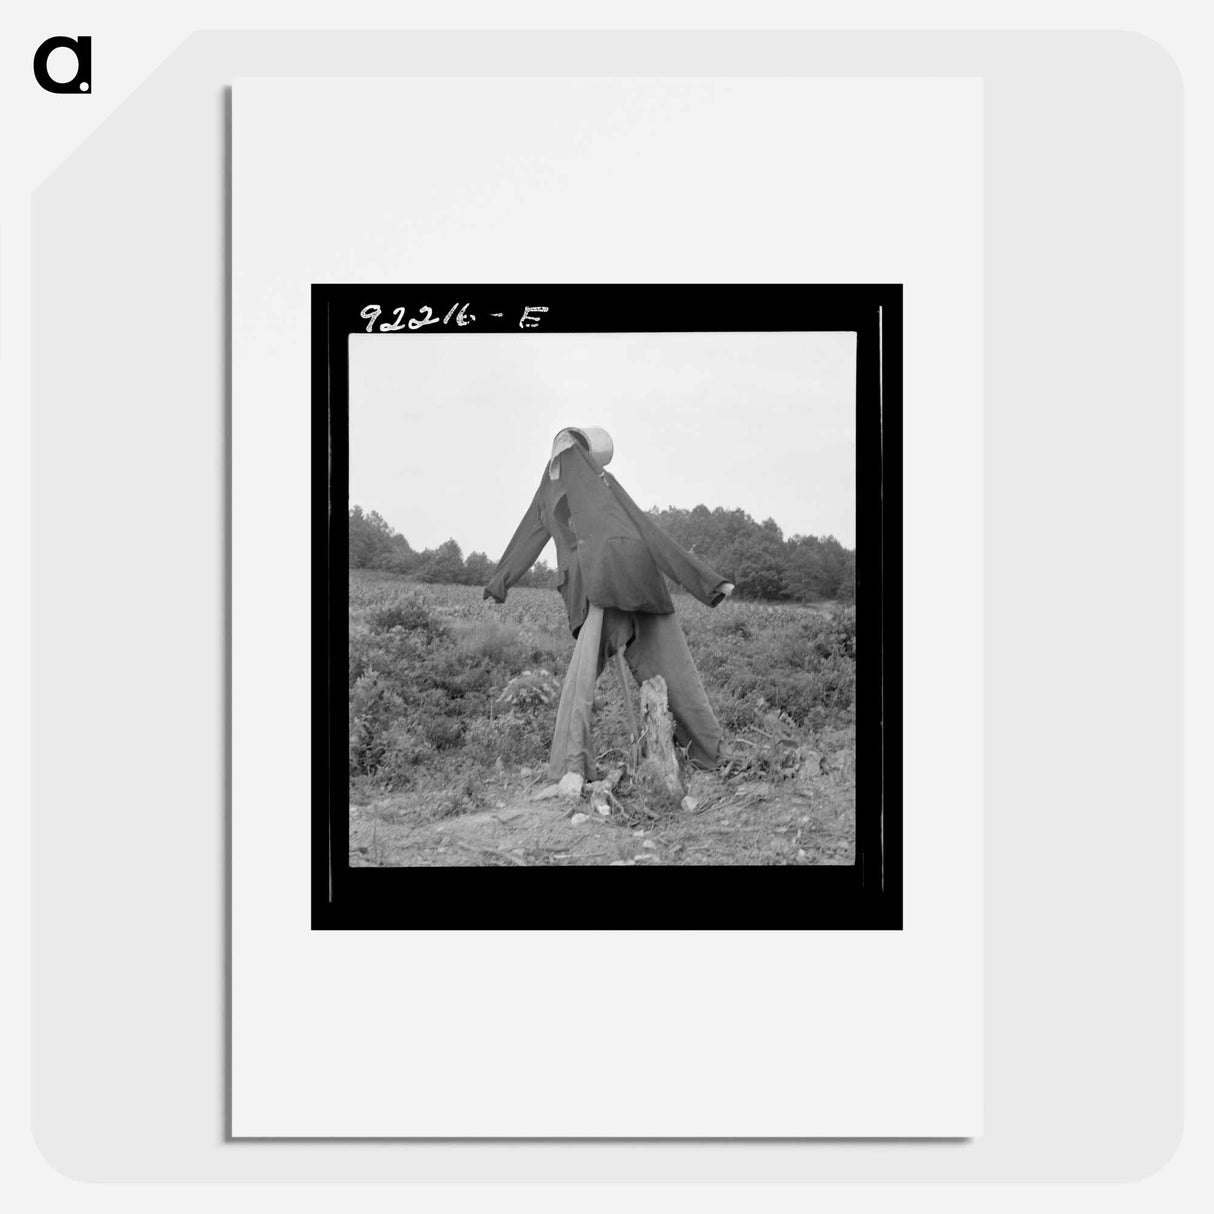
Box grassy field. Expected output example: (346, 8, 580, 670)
(348, 569, 856, 866)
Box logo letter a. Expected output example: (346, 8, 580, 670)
(33, 35, 91, 93)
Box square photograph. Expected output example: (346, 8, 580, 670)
(315, 285, 899, 927)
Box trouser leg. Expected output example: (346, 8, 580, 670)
(624, 611, 722, 768)
(547, 604, 604, 780)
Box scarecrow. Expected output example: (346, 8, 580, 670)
(484, 427, 734, 789)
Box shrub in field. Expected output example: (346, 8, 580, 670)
(707, 684, 759, 733)
(452, 618, 531, 668)
(369, 594, 443, 636)
(375, 721, 433, 786)
(464, 710, 553, 767)
(411, 650, 493, 703)
(452, 618, 570, 671)
(497, 668, 562, 713)
(420, 714, 465, 751)
(685, 599, 856, 733)
(346, 571, 856, 798)
(349, 670, 407, 775)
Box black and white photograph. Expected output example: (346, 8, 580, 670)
(314, 284, 900, 928)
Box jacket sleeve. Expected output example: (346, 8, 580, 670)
(605, 471, 732, 608)
(484, 477, 551, 603)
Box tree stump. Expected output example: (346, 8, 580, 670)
(635, 675, 684, 809)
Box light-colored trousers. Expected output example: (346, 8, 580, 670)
(547, 605, 723, 780)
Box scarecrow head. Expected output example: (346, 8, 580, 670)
(549, 426, 614, 478)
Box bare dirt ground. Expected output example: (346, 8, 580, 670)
(350, 743, 855, 867)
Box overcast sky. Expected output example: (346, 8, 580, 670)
(348, 330, 856, 564)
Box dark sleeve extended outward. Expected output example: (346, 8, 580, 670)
(606, 472, 732, 608)
(483, 477, 551, 603)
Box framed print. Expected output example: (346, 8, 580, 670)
(233, 75, 979, 1138)
(314, 283, 901, 930)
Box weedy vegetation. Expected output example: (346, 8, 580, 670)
(348, 569, 857, 866)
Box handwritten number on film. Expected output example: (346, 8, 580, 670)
(359, 303, 547, 333)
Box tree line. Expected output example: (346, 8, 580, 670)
(349, 502, 855, 604)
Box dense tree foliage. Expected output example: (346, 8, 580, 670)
(646, 505, 855, 603)
(348, 505, 410, 569)
(349, 505, 559, 589)
(349, 502, 854, 603)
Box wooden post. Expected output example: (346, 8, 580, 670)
(636, 675, 684, 808)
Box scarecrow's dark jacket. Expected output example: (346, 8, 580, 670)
(484, 444, 730, 636)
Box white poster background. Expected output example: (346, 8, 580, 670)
(233, 76, 982, 1137)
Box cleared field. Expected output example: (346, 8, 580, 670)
(348, 570, 856, 866)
